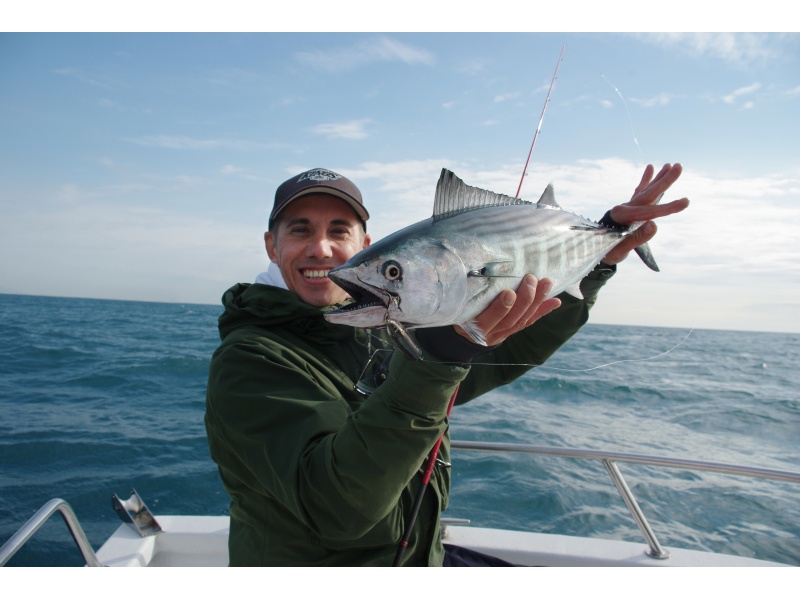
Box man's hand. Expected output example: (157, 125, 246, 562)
(602, 163, 690, 266)
(455, 275, 560, 347)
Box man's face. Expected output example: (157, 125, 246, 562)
(265, 194, 370, 307)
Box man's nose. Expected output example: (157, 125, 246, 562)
(307, 234, 333, 258)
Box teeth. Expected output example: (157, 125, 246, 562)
(303, 269, 329, 279)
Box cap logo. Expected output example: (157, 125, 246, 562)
(298, 168, 342, 183)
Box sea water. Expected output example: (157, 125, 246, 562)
(1, 293, 798, 566)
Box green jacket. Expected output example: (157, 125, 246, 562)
(204, 268, 613, 566)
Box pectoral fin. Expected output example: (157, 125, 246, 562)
(467, 261, 516, 278)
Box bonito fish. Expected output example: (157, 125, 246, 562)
(325, 168, 658, 345)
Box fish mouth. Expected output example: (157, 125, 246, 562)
(325, 269, 391, 325)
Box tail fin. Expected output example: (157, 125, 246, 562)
(635, 242, 659, 272)
(624, 220, 659, 272)
(635, 192, 663, 272)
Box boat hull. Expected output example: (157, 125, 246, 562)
(94, 516, 790, 567)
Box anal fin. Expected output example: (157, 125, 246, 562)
(458, 320, 488, 346)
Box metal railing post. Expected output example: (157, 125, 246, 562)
(603, 459, 669, 559)
(0, 498, 102, 567)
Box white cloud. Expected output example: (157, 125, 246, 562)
(309, 119, 372, 140)
(631, 93, 673, 108)
(220, 164, 260, 180)
(126, 135, 267, 151)
(54, 67, 112, 88)
(97, 97, 122, 109)
(295, 36, 435, 72)
(0, 193, 264, 305)
(339, 159, 454, 229)
(493, 93, 520, 103)
(274, 95, 302, 107)
(722, 82, 762, 105)
(640, 33, 780, 67)
(97, 97, 152, 113)
(219, 164, 245, 176)
(457, 58, 490, 77)
(205, 67, 261, 87)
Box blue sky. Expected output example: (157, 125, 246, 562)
(1, 29, 798, 333)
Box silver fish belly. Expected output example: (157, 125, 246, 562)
(325, 169, 653, 345)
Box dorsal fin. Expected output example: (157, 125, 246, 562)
(537, 183, 560, 208)
(433, 169, 534, 222)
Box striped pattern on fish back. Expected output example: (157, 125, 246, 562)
(436, 203, 619, 294)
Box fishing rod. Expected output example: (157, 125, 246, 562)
(392, 384, 459, 566)
(393, 46, 566, 566)
(515, 43, 565, 199)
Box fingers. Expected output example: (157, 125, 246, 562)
(632, 163, 655, 196)
(494, 276, 551, 333)
(612, 197, 690, 225)
(628, 163, 682, 208)
(610, 163, 688, 226)
(465, 275, 561, 347)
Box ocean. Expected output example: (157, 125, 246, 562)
(1, 293, 798, 567)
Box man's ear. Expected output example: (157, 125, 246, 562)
(264, 231, 278, 263)
(362, 233, 371, 249)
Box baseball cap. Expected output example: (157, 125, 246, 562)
(270, 168, 369, 229)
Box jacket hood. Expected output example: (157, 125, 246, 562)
(217, 283, 355, 342)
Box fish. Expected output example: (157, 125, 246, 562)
(324, 168, 658, 346)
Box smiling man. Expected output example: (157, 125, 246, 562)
(265, 169, 371, 307)
(204, 164, 688, 566)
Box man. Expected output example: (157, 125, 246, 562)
(205, 165, 688, 566)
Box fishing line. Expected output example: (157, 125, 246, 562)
(536, 328, 694, 372)
(416, 328, 694, 372)
(568, 47, 645, 164)
(599, 72, 643, 163)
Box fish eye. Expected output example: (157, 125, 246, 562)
(382, 260, 402, 281)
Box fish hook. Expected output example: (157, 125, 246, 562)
(385, 317, 422, 361)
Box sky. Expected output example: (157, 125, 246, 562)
(1, 25, 799, 333)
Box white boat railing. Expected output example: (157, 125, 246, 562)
(450, 440, 800, 561)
